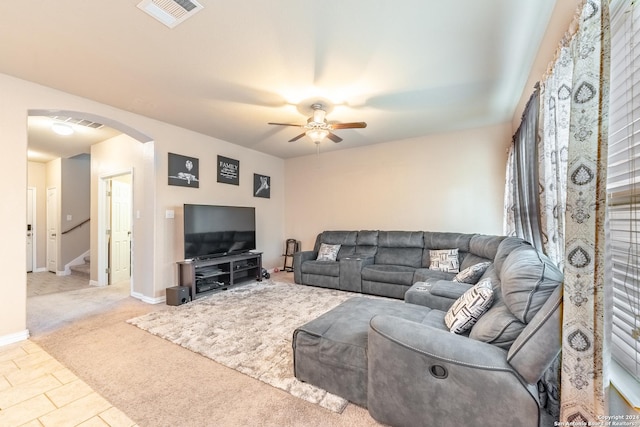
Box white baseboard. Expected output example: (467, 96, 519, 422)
(89, 280, 105, 287)
(0, 329, 30, 347)
(56, 270, 70, 276)
(132, 291, 165, 305)
(32, 267, 47, 273)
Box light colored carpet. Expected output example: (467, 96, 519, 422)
(127, 280, 358, 413)
(27, 271, 91, 296)
(28, 276, 131, 334)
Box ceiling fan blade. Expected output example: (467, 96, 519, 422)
(268, 122, 304, 127)
(330, 122, 367, 129)
(327, 132, 343, 143)
(288, 133, 307, 142)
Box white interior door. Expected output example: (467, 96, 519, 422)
(27, 187, 35, 272)
(46, 187, 58, 273)
(110, 178, 132, 284)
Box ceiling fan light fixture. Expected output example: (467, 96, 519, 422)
(312, 107, 326, 124)
(52, 122, 74, 136)
(306, 128, 329, 144)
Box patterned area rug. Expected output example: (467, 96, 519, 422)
(127, 280, 357, 413)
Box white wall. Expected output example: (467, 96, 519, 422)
(153, 129, 285, 297)
(0, 72, 285, 342)
(91, 134, 152, 296)
(285, 124, 511, 250)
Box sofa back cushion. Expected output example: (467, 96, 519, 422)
(468, 265, 526, 349)
(460, 234, 506, 270)
(499, 243, 563, 323)
(356, 230, 379, 257)
(492, 236, 528, 273)
(375, 231, 424, 268)
(469, 238, 563, 349)
(315, 231, 357, 260)
(422, 232, 473, 268)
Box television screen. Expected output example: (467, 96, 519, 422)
(183, 204, 256, 260)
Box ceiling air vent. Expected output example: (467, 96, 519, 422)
(137, 0, 203, 28)
(49, 116, 104, 129)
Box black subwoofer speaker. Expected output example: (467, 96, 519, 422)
(166, 286, 191, 306)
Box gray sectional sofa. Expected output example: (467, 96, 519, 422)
(292, 230, 564, 427)
(294, 230, 505, 299)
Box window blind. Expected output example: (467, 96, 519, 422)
(608, 0, 640, 381)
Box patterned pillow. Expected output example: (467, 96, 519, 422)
(316, 243, 341, 261)
(453, 261, 492, 284)
(445, 278, 494, 334)
(429, 249, 460, 273)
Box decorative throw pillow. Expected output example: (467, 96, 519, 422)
(453, 261, 492, 284)
(445, 278, 494, 334)
(316, 243, 341, 261)
(429, 249, 460, 273)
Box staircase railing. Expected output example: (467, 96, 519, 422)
(61, 218, 90, 235)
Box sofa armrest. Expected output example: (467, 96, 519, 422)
(293, 251, 317, 283)
(339, 256, 375, 293)
(367, 314, 540, 427)
(370, 314, 510, 367)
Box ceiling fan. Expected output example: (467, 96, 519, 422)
(268, 103, 367, 144)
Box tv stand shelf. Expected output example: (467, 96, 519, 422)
(177, 252, 262, 300)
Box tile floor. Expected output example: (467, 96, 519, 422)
(0, 340, 137, 427)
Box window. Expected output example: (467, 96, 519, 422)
(608, 0, 640, 388)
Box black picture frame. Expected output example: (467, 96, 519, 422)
(253, 174, 271, 198)
(217, 155, 240, 185)
(168, 153, 199, 188)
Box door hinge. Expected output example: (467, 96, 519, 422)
(106, 267, 111, 274)
(106, 229, 111, 235)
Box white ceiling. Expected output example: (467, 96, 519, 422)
(1, 1, 557, 161)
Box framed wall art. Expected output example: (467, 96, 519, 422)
(168, 153, 199, 188)
(253, 174, 270, 198)
(217, 155, 239, 185)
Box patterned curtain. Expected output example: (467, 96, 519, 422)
(505, 0, 611, 421)
(560, 0, 611, 422)
(538, 46, 573, 269)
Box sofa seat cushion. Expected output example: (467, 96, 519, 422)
(413, 267, 456, 282)
(361, 265, 417, 286)
(405, 280, 474, 311)
(293, 296, 442, 407)
(297, 298, 434, 369)
(301, 260, 340, 277)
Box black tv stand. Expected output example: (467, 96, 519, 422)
(177, 252, 262, 300)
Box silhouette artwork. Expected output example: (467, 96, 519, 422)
(253, 174, 270, 198)
(168, 153, 199, 188)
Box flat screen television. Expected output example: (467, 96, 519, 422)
(183, 204, 256, 260)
